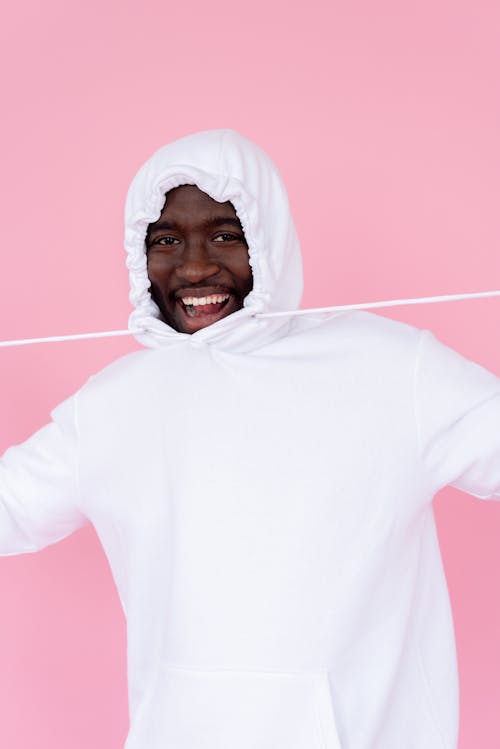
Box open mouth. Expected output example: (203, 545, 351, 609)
(175, 293, 235, 328)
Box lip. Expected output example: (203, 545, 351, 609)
(175, 293, 236, 332)
(175, 286, 232, 301)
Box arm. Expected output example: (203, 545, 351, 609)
(0, 394, 89, 556)
(415, 330, 500, 499)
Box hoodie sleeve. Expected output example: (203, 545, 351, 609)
(0, 394, 89, 556)
(415, 329, 500, 499)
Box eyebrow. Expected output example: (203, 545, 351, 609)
(147, 216, 244, 233)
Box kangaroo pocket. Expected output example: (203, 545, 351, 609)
(136, 664, 343, 749)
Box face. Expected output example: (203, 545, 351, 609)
(146, 185, 253, 334)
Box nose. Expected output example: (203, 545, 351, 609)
(176, 239, 221, 283)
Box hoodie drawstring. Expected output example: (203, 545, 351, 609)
(1, 289, 499, 348)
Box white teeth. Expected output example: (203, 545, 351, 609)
(181, 294, 230, 307)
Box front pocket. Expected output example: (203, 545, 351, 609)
(144, 664, 342, 749)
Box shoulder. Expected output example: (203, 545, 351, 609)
(337, 309, 421, 342)
(77, 348, 164, 401)
(290, 310, 423, 356)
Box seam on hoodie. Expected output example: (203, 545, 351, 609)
(416, 645, 447, 749)
(162, 662, 330, 675)
(413, 329, 427, 463)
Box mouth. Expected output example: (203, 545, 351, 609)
(175, 292, 236, 331)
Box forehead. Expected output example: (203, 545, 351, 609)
(159, 184, 237, 217)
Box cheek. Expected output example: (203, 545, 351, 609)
(147, 255, 171, 285)
(230, 249, 253, 284)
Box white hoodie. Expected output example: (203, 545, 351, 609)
(1, 129, 500, 749)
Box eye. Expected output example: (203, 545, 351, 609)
(213, 232, 245, 243)
(152, 236, 179, 246)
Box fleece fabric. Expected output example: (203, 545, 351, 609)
(1, 129, 500, 749)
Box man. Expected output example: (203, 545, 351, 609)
(1, 129, 499, 748)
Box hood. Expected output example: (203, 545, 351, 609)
(124, 129, 304, 353)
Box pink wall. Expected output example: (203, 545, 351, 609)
(0, 0, 499, 746)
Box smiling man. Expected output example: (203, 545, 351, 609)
(1, 129, 500, 749)
(145, 184, 253, 333)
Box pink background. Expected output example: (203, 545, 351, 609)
(0, 0, 499, 746)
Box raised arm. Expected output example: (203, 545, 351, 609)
(415, 330, 500, 499)
(0, 395, 89, 556)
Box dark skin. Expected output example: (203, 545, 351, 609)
(146, 185, 254, 334)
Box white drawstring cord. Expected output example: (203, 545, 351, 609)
(0, 289, 499, 348)
(255, 289, 500, 318)
(0, 328, 140, 348)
